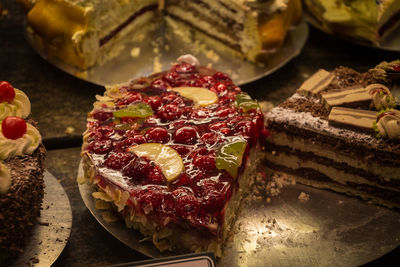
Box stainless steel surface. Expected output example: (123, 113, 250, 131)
(26, 20, 308, 86)
(77, 163, 400, 266)
(14, 171, 72, 267)
(305, 13, 400, 52)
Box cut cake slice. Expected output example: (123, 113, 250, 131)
(80, 55, 267, 255)
(265, 61, 400, 208)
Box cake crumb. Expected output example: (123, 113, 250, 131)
(130, 47, 141, 58)
(206, 49, 220, 62)
(64, 126, 75, 135)
(298, 192, 310, 202)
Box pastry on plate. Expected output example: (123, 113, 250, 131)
(0, 81, 46, 263)
(24, 0, 302, 69)
(304, 0, 400, 44)
(265, 60, 400, 208)
(80, 55, 267, 255)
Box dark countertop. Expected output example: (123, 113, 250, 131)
(1, 0, 399, 266)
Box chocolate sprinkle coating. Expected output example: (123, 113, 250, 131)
(0, 119, 46, 264)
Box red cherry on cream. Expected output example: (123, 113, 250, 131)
(0, 81, 16, 103)
(1, 116, 27, 140)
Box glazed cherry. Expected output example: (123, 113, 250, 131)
(1, 116, 27, 140)
(162, 71, 181, 86)
(192, 153, 216, 172)
(200, 132, 220, 145)
(104, 152, 135, 170)
(145, 127, 169, 143)
(143, 95, 162, 111)
(88, 139, 113, 154)
(92, 110, 113, 121)
(209, 121, 227, 131)
(393, 64, 400, 72)
(0, 81, 16, 103)
(174, 126, 198, 144)
(175, 193, 199, 217)
(213, 72, 231, 82)
(147, 167, 165, 184)
(123, 157, 151, 179)
(150, 79, 170, 92)
(210, 82, 228, 94)
(235, 120, 254, 137)
(117, 92, 143, 106)
(138, 188, 164, 211)
(170, 145, 190, 156)
(157, 104, 182, 121)
(217, 107, 234, 118)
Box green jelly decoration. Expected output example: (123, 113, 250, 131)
(216, 138, 247, 178)
(113, 103, 153, 118)
(235, 93, 259, 112)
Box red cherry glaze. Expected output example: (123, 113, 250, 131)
(393, 64, 400, 72)
(157, 104, 182, 121)
(211, 82, 228, 94)
(92, 110, 113, 121)
(147, 167, 165, 184)
(150, 79, 170, 92)
(1, 116, 27, 140)
(174, 126, 198, 144)
(117, 92, 143, 106)
(175, 193, 199, 217)
(88, 139, 113, 154)
(192, 153, 216, 172)
(0, 81, 16, 103)
(145, 127, 169, 143)
(85, 61, 268, 228)
(104, 151, 135, 170)
(200, 132, 220, 145)
(143, 95, 162, 111)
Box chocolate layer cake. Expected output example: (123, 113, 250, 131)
(265, 60, 400, 208)
(0, 81, 45, 263)
(80, 55, 267, 256)
(23, 0, 302, 69)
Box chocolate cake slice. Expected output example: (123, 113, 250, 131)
(0, 81, 45, 263)
(265, 61, 400, 208)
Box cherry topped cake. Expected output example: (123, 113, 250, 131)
(80, 55, 267, 255)
(0, 81, 45, 263)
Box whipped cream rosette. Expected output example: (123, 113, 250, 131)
(0, 116, 42, 160)
(0, 88, 31, 121)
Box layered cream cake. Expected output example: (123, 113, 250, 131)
(0, 81, 46, 263)
(304, 0, 400, 44)
(80, 55, 267, 255)
(24, 0, 302, 69)
(265, 60, 400, 208)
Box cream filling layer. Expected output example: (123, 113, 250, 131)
(268, 132, 400, 181)
(166, 6, 239, 48)
(265, 151, 400, 192)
